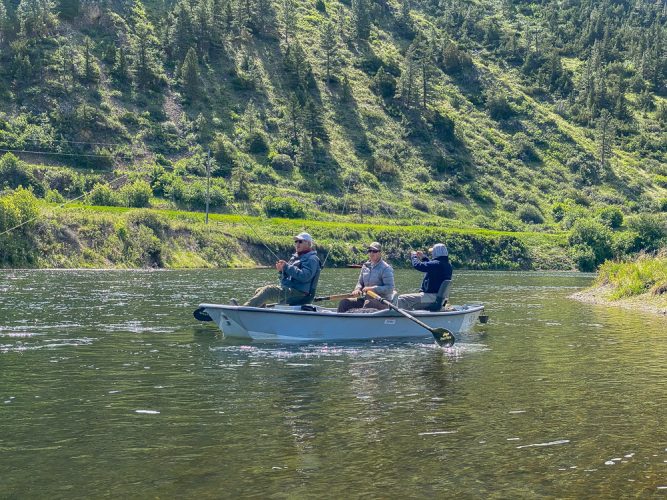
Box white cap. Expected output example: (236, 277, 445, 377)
(294, 232, 313, 243)
(429, 243, 448, 257)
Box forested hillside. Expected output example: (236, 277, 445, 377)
(0, 0, 665, 269)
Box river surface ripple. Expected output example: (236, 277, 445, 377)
(0, 269, 665, 498)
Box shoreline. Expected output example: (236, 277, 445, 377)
(571, 285, 667, 317)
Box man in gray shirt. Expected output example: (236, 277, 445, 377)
(337, 242, 395, 313)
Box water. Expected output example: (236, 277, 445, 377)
(1, 269, 665, 497)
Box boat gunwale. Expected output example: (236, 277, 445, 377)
(199, 303, 484, 319)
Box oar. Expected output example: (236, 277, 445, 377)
(313, 293, 356, 302)
(365, 290, 455, 347)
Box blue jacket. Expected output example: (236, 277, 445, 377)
(410, 255, 452, 293)
(280, 250, 322, 295)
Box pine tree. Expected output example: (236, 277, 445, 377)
(297, 132, 314, 172)
(181, 47, 201, 100)
(112, 46, 131, 84)
(130, 0, 164, 89)
(351, 0, 370, 40)
(170, 0, 195, 62)
(0, 1, 8, 50)
(17, 0, 58, 37)
(320, 20, 337, 83)
(399, 43, 417, 108)
(596, 110, 614, 172)
(82, 36, 99, 83)
(280, 0, 297, 45)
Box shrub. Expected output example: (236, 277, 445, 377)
(568, 219, 613, 266)
(517, 204, 544, 224)
(372, 67, 397, 99)
(211, 134, 238, 177)
(121, 180, 152, 208)
(573, 244, 597, 272)
(429, 109, 456, 141)
(263, 196, 306, 218)
(87, 183, 121, 206)
(487, 93, 514, 120)
(270, 154, 294, 172)
(411, 199, 430, 213)
(597, 206, 624, 229)
(625, 213, 667, 252)
(247, 130, 269, 154)
(0, 153, 44, 196)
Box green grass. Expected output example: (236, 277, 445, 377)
(595, 255, 667, 299)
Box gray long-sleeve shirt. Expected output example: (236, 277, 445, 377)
(354, 259, 395, 299)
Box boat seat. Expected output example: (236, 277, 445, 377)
(417, 280, 452, 312)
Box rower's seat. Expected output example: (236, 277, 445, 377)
(418, 280, 452, 312)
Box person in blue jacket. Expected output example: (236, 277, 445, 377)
(397, 243, 452, 310)
(243, 232, 322, 307)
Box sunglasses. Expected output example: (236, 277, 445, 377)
(367, 249, 379, 253)
(295, 239, 305, 244)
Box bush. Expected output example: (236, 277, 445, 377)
(0, 153, 44, 196)
(487, 93, 514, 120)
(263, 196, 306, 218)
(429, 109, 456, 141)
(411, 199, 430, 213)
(371, 67, 397, 99)
(597, 206, 624, 229)
(568, 219, 613, 267)
(573, 244, 597, 272)
(517, 204, 544, 224)
(211, 134, 238, 177)
(121, 180, 152, 208)
(270, 154, 294, 172)
(247, 130, 269, 154)
(0, 188, 40, 266)
(87, 183, 121, 206)
(625, 213, 667, 252)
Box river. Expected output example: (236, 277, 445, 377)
(1, 269, 665, 497)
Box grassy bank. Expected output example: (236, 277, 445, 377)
(1, 202, 572, 270)
(572, 254, 667, 316)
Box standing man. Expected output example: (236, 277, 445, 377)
(397, 243, 452, 310)
(337, 242, 395, 313)
(243, 232, 322, 307)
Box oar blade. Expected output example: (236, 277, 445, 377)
(432, 328, 455, 347)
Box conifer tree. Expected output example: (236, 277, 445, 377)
(17, 0, 58, 37)
(596, 110, 614, 173)
(112, 46, 131, 84)
(181, 47, 201, 100)
(351, 0, 370, 40)
(0, 1, 7, 50)
(129, 0, 164, 89)
(170, 0, 195, 62)
(280, 0, 297, 45)
(320, 20, 337, 83)
(82, 36, 99, 83)
(297, 132, 314, 172)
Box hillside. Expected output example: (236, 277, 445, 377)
(0, 0, 666, 269)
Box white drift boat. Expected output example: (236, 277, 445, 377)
(197, 302, 485, 342)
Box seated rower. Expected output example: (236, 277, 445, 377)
(397, 243, 452, 311)
(338, 242, 395, 313)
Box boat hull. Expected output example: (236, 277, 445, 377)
(199, 303, 484, 342)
